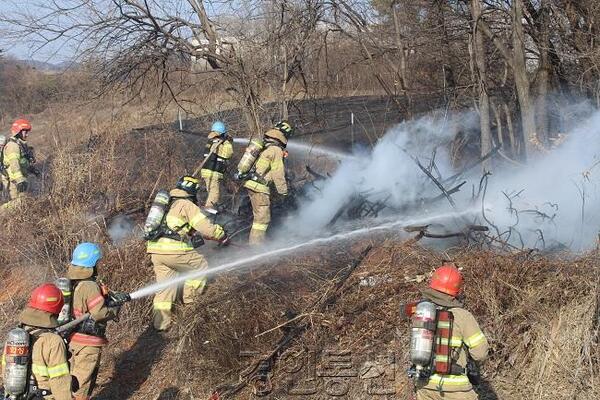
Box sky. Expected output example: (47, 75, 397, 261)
(0, 1, 75, 63)
(0, 0, 235, 64)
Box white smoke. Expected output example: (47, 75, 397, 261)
(289, 112, 477, 234)
(286, 102, 600, 251)
(108, 214, 138, 244)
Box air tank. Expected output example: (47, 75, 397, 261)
(143, 190, 171, 239)
(237, 139, 264, 175)
(410, 301, 437, 373)
(55, 278, 72, 325)
(3, 327, 30, 398)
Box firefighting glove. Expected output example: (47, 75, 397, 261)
(16, 181, 28, 193)
(106, 291, 131, 307)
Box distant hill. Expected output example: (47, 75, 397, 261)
(15, 58, 77, 73)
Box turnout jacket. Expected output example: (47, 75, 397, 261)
(3, 308, 72, 400)
(69, 279, 117, 347)
(418, 288, 489, 393)
(146, 189, 225, 254)
(200, 132, 234, 179)
(30, 332, 72, 400)
(244, 129, 288, 196)
(2, 137, 30, 184)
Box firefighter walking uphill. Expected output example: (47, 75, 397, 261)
(145, 175, 229, 331)
(200, 121, 234, 209)
(239, 121, 292, 245)
(1, 119, 39, 209)
(65, 242, 129, 400)
(406, 265, 489, 400)
(2, 284, 72, 400)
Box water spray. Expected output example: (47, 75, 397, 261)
(233, 138, 358, 161)
(129, 209, 476, 300)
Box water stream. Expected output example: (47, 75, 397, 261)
(129, 209, 474, 300)
(233, 138, 359, 161)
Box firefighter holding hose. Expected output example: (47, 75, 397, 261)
(200, 121, 234, 209)
(145, 175, 228, 331)
(2, 284, 73, 400)
(238, 121, 292, 245)
(406, 265, 489, 400)
(66, 242, 129, 400)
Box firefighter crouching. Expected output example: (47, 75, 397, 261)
(407, 265, 489, 400)
(240, 121, 292, 245)
(145, 175, 228, 331)
(200, 121, 234, 209)
(66, 242, 129, 400)
(1, 119, 38, 209)
(2, 284, 72, 400)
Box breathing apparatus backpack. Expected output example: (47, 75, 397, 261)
(203, 138, 228, 174)
(143, 190, 172, 240)
(408, 301, 456, 380)
(236, 138, 264, 178)
(143, 190, 204, 247)
(2, 328, 51, 400)
(54, 278, 73, 326)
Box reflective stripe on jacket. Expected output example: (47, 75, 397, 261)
(243, 143, 288, 195)
(419, 289, 489, 393)
(69, 280, 116, 347)
(30, 332, 72, 400)
(147, 189, 225, 254)
(201, 133, 233, 178)
(2, 139, 28, 183)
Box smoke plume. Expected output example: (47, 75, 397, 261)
(286, 102, 600, 251)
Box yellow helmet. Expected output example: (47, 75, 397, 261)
(176, 175, 200, 196)
(275, 120, 293, 137)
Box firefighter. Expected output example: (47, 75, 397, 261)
(66, 242, 129, 400)
(243, 121, 292, 245)
(146, 175, 228, 331)
(1, 118, 37, 208)
(414, 265, 489, 400)
(3, 283, 72, 400)
(200, 121, 234, 208)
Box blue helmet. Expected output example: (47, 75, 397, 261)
(71, 242, 102, 268)
(211, 121, 227, 136)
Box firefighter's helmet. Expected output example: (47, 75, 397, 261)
(71, 242, 102, 268)
(429, 265, 463, 297)
(275, 120, 293, 138)
(176, 175, 200, 197)
(211, 121, 227, 136)
(11, 119, 32, 136)
(28, 284, 64, 315)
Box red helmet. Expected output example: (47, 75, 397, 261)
(11, 119, 32, 136)
(429, 265, 463, 297)
(28, 283, 64, 315)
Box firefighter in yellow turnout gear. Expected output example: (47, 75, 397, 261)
(66, 242, 128, 400)
(200, 121, 233, 208)
(243, 121, 292, 244)
(411, 265, 489, 400)
(147, 176, 228, 331)
(1, 119, 37, 209)
(2, 284, 72, 400)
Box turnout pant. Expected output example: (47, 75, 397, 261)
(248, 190, 270, 245)
(0, 175, 24, 209)
(69, 343, 102, 400)
(151, 252, 208, 330)
(203, 175, 222, 208)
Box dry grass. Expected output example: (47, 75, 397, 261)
(1, 94, 599, 399)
